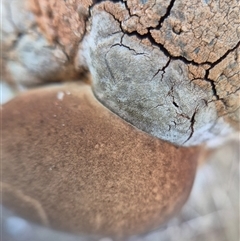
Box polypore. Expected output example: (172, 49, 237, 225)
(1, 0, 239, 239)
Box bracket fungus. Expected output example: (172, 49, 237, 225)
(1, 0, 240, 239)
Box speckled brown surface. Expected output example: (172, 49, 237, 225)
(1, 136, 239, 241)
(1, 83, 198, 238)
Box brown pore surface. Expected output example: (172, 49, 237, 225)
(1, 83, 199, 238)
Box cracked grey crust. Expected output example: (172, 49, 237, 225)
(1, 0, 239, 146)
(80, 1, 240, 146)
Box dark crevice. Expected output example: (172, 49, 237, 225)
(122, 0, 146, 20)
(204, 69, 220, 100)
(171, 120, 177, 127)
(197, 40, 240, 100)
(203, 40, 240, 101)
(123, 0, 133, 17)
(231, 87, 240, 95)
(173, 101, 179, 108)
(154, 0, 176, 30)
(205, 40, 240, 69)
(150, 104, 164, 110)
(151, 68, 162, 81)
(151, 57, 170, 81)
(136, 30, 200, 66)
(110, 35, 146, 55)
(55, 39, 71, 62)
(111, 43, 145, 55)
(177, 113, 190, 120)
(103, 7, 125, 33)
(160, 57, 171, 79)
(168, 86, 180, 109)
(183, 110, 197, 144)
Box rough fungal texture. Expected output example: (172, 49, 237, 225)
(1, 0, 240, 146)
(81, 0, 240, 146)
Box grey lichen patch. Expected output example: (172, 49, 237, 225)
(81, 6, 237, 146)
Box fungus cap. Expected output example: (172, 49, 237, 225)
(1, 83, 199, 238)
